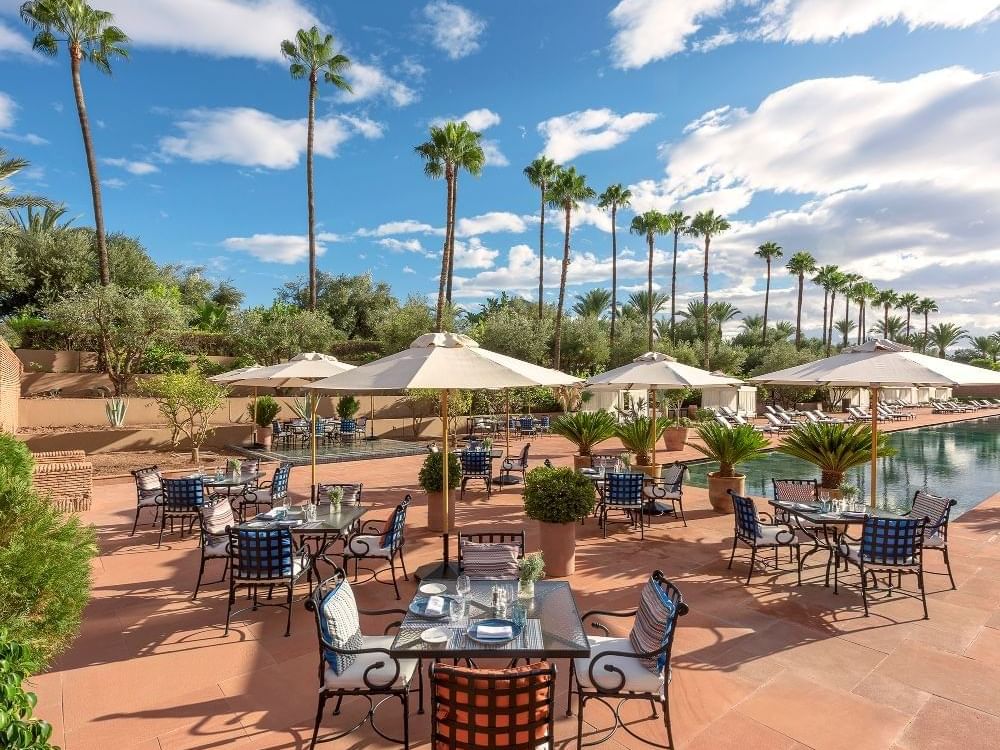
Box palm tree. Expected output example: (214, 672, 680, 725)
(597, 184, 631, 349)
(786, 251, 816, 348)
(21, 0, 129, 286)
(415, 121, 485, 329)
(853, 281, 877, 344)
(709, 301, 741, 339)
(280, 26, 351, 312)
(740, 314, 764, 338)
(629, 210, 669, 349)
(572, 288, 612, 318)
(825, 269, 847, 354)
(915, 297, 938, 340)
(812, 264, 839, 353)
(840, 272, 862, 346)
(624, 290, 670, 322)
(678, 300, 709, 339)
(772, 320, 795, 341)
(1, 150, 52, 227)
(896, 292, 920, 339)
(664, 210, 690, 344)
(872, 288, 898, 340)
(10, 204, 73, 233)
(546, 166, 595, 368)
(969, 334, 1000, 370)
(835, 318, 856, 345)
(687, 210, 730, 368)
(524, 156, 560, 320)
(871, 315, 905, 340)
(754, 241, 783, 345)
(928, 322, 966, 358)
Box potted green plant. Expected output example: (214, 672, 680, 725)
(418, 450, 462, 532)
(688, 422, 769, 513)
(662, 388, 694, 451)
(517, 551, 545, 599)
(523, 465, 596, 576)
(336, 395, 361, 421)
(550, 410, 617, 470)
(777, 422, 895, 492)
(615, 415, 669, 478)
(248, 395, 281, 449)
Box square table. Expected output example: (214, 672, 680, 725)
(390, 579, 590, 661)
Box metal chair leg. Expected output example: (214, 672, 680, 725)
(309, 692, 327, 750)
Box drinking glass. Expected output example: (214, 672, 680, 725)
(448, 597, 463, 624)
(456, 574, 471, 600)
(512, 602, 527, 629)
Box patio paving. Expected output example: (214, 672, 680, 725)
(28, 407, 1000, 750)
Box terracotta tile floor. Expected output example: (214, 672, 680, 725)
(30, 408, 1000, 749)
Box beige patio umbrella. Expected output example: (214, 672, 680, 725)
(585, 352, 743, 469)
(209, 365, 265, 444)
(751, 340, 1000, 506)
(306, 331, 581, 579)
(229, 353, 356, 497)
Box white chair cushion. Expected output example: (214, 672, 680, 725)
(755, 526, 797, 546)
(204, 536, 229, 558)
(573, 636, 665, 694)
(923, 532, 946, 549)
(843, 544, 915, 566)
(347, 535, 391, 558)
(138, 493, 160, 507)
(323, 635, 417, 689)
(235, 551, 309, 582)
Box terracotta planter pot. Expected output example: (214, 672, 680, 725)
(426, 491, 456, 533)
(572, 454, 592, 471)
(662, 426, 690, 451)
(634, 463, 662, 479)
(707, 472, 745, 513)
(255, 425, 273, 451)
(538, 520, 576, 577)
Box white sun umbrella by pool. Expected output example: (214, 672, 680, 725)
(209, 365, 265, 444)
(229, 353, 356, 496)
(585, 352, 744, 468)
(306, 331, 581, 579)
(751, 340, 1000, 506)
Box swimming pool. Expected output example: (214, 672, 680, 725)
(685, 416, 1000, 517)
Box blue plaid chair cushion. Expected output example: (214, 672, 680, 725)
(340, 419, 356, 435)
(732, 494, 761, 539)
(861, 516, 922, 565)
(380, 503, 408, 550)
(319, 578, 364, 675)
(460, 450, 491, 477)
(629, 578, 678, 673)
(161, 477, 205, 510)
(606, 473, 644, 507)
(236, 528, 295, 579)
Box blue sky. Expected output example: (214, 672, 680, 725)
(2, 1, 999, 336)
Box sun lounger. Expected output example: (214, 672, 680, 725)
(764, 413, 795, 432)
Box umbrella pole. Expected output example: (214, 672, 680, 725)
(650, 388, 657, 470)
(870, 385, 879, 508)
(370, 394, 375, 440)
(505, 390, 511, 455)
(250, 387, 257, 447)
(311, 394, 317, 503)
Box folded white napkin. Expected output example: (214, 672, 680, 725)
(424, 595, 445, 616)
(258, 509, 278, 519)
(476, 624, 513, 639)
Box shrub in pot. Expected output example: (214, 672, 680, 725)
(551, 410, 617, 470)
(248, 395, 281, 449)
(777, 422, 895, 491)
(336, 395, 361, 421)
(418, 451, 462, 532)
(523, 465, 596, 576)
(688, 422, 769, 513)
(615, 415, 668, 477)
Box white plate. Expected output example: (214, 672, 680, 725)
(420, 627, 449, 644)
(419, 582, 447, 595)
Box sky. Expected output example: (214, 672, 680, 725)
(1, 0, 1000, 339)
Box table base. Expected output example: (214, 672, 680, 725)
(414, 561, 460, 581)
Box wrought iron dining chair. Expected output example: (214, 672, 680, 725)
(271, 420, 291, 448)
(568, 570, 688, 749)
(590, 453, 621, 471)
(727, 491, 802, 585)
(907, 489, 958, 589)
(342, 495, 411, 599)
(193, 497, 234, 600)
(354, 415, 368, 439)
(500, 443, 530, 485)
(457, 530, 525, 579)
(339, 418, 358, 442)
(459, 450, 493, 499)
(130, 465, 162, 536)
(600, 472, 647, 539)
(644, 463, 687, 526)
(519, 416, 537, 438)
(431, 661, 555, 750)
(305, 570, 423, 750)
(158, 477, 206, 547)
(243, 461, 292, 519)
(224, 525, 311, 636)
(771, 478, 822, 534)
(835, 515, 930, 618)
(537, 415, 551, 435)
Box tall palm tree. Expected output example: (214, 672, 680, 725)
(835, 318, 856, 345)
(872, 288, 898, 340)
(1, 150, 52, 228)
(896, 292, 920, 339)
(280, 26, 351, 312)
(630, 210, 669, 349)
(664, 210, 690, 344)
(754, 241, 783, 345)
(915, 297, 938, 339)
(624, 290, 670, 323)
(871, 315, 905, 340)
(773, 320, 795, 341)
(969, 334, 1000, 369)
(853, 281, 877, 344)
(786, 251, 816, 348)
(546, 166, 595, 368)
(840, 272, 862, 346)
(524, 156, 560, 320)
(572, 288, 612, 318)
(812, 264, 839, 353)
(597, 184, 631, 349)
(21, 0, 129, 286)
(687, 210, 730, 368)
(928, 322, 967, 358)
(710, 301, 741, 339)
(415, 121, 485, 329)
(825, 269, 847, 354)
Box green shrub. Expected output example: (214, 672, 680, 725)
(778, 422, 896, 489)
(688, 422, 769, 478)
(523, 465, 596, 524)
(249, 395, 281, 428)
(550, 410, 617, 456)
(0, 433, 34, 482)
(418, 451, 461, 492)
(140, 343, 189, 374)
(336, 395, 361, 420)
(0, 631, 58, 750)
(614, 416, 669, 466)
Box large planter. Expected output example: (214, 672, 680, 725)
(538, 520, 576, 577)
(633, 463, 662, 479)
(707, 472, 745, 513)
(572, 454, 592, 471)
(426, 491, 456, 533)
(662, 426, 690, 451)
(255, 425, 273, 451)
(820, 470, 844, 490)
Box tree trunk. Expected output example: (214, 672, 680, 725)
(434, 167, 455, 331)
(306, 71, 318, 311)
(795, 273, 804, 348)
(445, 171, 458, 304)
(552, 205, 571, 369)
(924, 312, 929, 339)
(906, 309, 912, 338)
(71, 50, 109, 286)
(670, 229, 679, 344)
(822, 289, 829, 354)
(610, 204, 617, 352)
(820, 470, 843, 490)
(762, 259, 771, 346)
(884, 305, 889, 338)
(827, 291, 836, 354)
(843, 293, 850, 346)
(537, 186, 545, 320)
(647, 233, 654, 350)
(191, 447, 200, 464)
(702, 237, 710, 369)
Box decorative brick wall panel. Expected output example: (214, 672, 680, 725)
(0, 337, 20, 433)
(31, 455, 93, 513)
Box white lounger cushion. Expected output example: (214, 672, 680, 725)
(573, 636, 665, 694)
(323, 635, 417, 689)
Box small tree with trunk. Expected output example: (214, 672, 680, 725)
(138, 373, 228, 463)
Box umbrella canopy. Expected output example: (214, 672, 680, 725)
(585, 351, 743, 390)
(208, 365, 263, 383)
(231, 352, 354, 388)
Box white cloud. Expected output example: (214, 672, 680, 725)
(0, 21, 36, 57)
(357, 219, 438, 237)
(422, 1, 486, 60)
(159, 107, 383, 169)
(452, 237, 499, 269)
(377, 237, 427, 254)
(608, 0, 729, 69)
(402, 265, 417, 274)
(222, 233, 330, 264)
(340, 61, 417, 107)
(0, 91, 14, 129)
(102, 177, 126, 189)
(482, 139, 509, 167)
(538, 108, 658, 162)
(431, 107, 501, 131)
(104, 157, 159, 176)
(455, 211, 526, 237)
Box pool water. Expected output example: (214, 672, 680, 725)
(686, 416, 1000, 517)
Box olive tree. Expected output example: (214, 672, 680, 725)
(137, 373, 228, 462)
(229, 302, 340, 365)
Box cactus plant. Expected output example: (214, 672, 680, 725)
(104, 397, 128, 427)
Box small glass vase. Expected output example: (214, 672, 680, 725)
(518, 579, 535, 600)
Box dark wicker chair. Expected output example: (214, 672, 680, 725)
(568, 570, 688, 748)
(727, 490, 801, 585)
(459, 450, 493, 499)
(343, 496, 411, 599)
(500, 443, 530, 484)
(431, 661, 556, 750)
(600, 472, 646, 539)
(158, 477, 206, 547)
(193, 497, 234, 599)
(907, 490, 958, 589)
(644, 463, 687, 526)
(305, 571, 423, 749)
(130, 465, 162, 536)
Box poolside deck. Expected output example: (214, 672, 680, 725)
(31, 406, 1000, 750)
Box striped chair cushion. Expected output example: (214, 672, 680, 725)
(461, 542, 519, 579)
(629, 579, 678, 674)
(137, 472, 161, 491)
(319, 578, 364, 675)
(203, 500, 235, 537)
